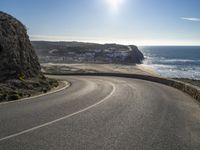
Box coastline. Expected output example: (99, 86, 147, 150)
(140, 46, 200, 80)
(136, 64, 159, 76)
(138, 64, 200, 88)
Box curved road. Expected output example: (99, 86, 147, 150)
(0, 76, 200, 150)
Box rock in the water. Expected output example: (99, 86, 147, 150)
(0, 11, 42, 81)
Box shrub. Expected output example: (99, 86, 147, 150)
(18, 73, 25, 81)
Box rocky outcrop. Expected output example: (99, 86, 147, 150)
(0, 11, 42, 81)
(128, 45, 144, 64)
(0, 11, 58, 102)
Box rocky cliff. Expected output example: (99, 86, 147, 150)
(0, 12, 58, 102)
(0, 11, 42, 81)
(32, 41, 144, 64)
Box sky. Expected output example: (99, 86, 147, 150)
(0, 0, 200, 45)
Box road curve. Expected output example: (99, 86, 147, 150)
(0, 75, 200, 150)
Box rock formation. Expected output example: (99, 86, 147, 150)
(129, 45, 144, 64)
(0, 11, 42, 81)
(32, 41, 144, 64)
(0, 11, 58, 102)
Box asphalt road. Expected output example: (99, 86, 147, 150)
(0, 76, 200, 150)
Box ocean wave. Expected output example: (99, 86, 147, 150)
(156, 69, 200, 80)
(145, 63, 200, 80)
(141, 46, 200, 80)
(159, 59, 200, 63)
(144, 57, 200, 67)
(144, 56, 200, 62)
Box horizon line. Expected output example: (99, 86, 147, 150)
(30, 39, 200, 47)
(30, 34, 200, 46)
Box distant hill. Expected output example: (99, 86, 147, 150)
(32, 41, 144, 64)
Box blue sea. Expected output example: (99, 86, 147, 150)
(139, 46, 200, 80)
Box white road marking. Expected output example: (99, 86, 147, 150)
(0, 82, 116, 142)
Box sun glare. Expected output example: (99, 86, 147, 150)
(105, 0, 124, 13)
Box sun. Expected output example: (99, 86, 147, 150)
(105, 0, 124, 13)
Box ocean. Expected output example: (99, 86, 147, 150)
(139, 46, 200, 80)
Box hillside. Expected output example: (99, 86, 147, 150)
(32, 41, 144, 64)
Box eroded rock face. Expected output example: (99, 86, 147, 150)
(0, 11, 41, 81)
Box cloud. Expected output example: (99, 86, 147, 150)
(181, 17, 200, 22)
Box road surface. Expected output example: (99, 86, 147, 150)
(0, 76, 200, 150)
